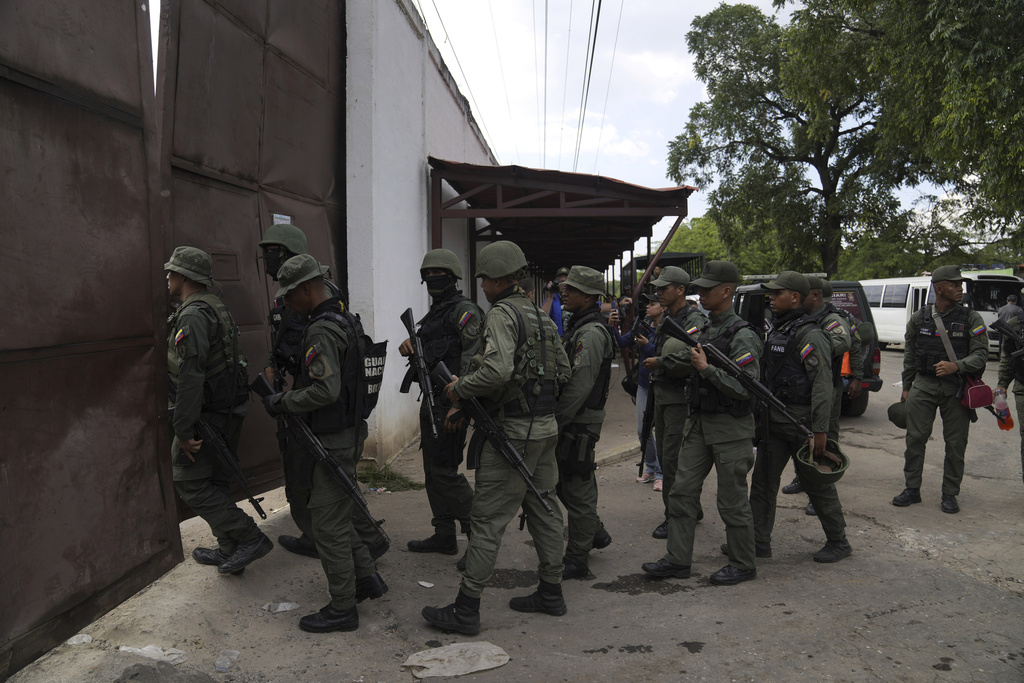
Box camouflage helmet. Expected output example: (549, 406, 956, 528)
(475, 240, 527, 279)
(420, 248, 463, 280)
(259, 223, 308, 256)
(794, 438, 849, 486)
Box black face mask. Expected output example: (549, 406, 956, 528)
(264, 249, 290, 281)
(424, 274, 454, 297)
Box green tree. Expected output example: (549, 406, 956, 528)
(667, 3, 917, 276)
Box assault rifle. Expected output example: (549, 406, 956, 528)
(660, 315, 814, 442)
(250, 373, 389, 545)
(194, 419, 267, 520)
(399, 307, 440, 440)
(991, 318, 1024, 359)
(429, 362, 555, 516)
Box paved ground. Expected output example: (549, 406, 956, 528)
(10, 352, 1024, 682)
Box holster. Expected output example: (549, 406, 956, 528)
(556, 426, 597, 479)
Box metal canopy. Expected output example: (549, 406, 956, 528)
(429, 157, 695, 276)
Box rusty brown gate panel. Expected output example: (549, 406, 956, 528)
(160, 0, 347, 497)
(0, 2, 176, 679)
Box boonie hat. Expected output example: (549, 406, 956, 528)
(691, 260, 739, 288)
(165, 246, 216, 287)
(931, 265, 964, 283)
(887, 401, 907, 429)
(764, 270, 810, 297)
(275, 254, 330, 298)
(649, 265, 691, 288)
(563, 265, 605, 296)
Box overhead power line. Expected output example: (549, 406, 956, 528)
(557, 0, 576, 169)
(572, 0, 603, 173)
(593, 0, 624, 174)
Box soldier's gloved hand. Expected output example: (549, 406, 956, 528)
(263, 392, 286, 418)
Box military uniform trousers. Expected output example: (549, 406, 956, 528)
(290, 422, 377, 610)
(654, 399, 689, 516)
(828, 382, 843, 443)
(1014, 388, 1024, 478)
(903, 382, 971, 495)
(420, 401, 474, 537)
(461, 434, 564, 598)
(282, 433, 383, 556)
(555, 426, 607, 565)
(173, 412, 262, 554)
(666, 418, 756, 570)
(750, 421, 847, 545)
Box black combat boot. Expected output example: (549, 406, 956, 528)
(192, 547, 246, 575)
(641, 558, 691, 578)
(407, 533, 458, 555)
(217, 533, 273, 574)
(509, 580, 567, 616)
(278, 534, 319, 558)
(719, 541, 772, 559)
(782, 476, 803, 494)
(299, 604, 359, 633)
(891, 488, 922, 507)
(355, 572, 389, 603)
(592, 528, 612, 550)
(421, 591, 481, 635)
(561, 556, 590, 580)
(651, 520, 668, 539)
(813, 539, 853, 563)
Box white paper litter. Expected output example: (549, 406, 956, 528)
(262, 602, 300, 612)
(118, 645, 187, 665)
(400, 642, 509, 679)
(66, 634, 92, 645)
(417, 581, 434, 588)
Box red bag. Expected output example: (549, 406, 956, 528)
(960, 374, 993, 409)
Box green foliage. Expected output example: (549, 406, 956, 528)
(357, 463, 424, 492)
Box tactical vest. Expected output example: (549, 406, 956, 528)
(810, 305, 845, 388)
(487, 291, 563, 418)
(298, 300, 387, 434)
(687, 319, 755, 417)
(764, 313, 817, 405)
(654, 307, 705, 386)
(167, 292, 249, 412)
(1010, 339, 1024, 384)
(916, 304, 971, 375)
(417, 290, 468, 373)
(563, 306, 615, 411)
(269, 279, 342, 380)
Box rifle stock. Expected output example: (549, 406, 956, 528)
(990, 318, 1024, 359)
(429, 362, 555, 516)
(659, 315, 814, 442)
(249, 373, 389, 544)
(194, 419, 267, 519)
(399, 307, 440, 439)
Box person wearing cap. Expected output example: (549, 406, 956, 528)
(996, 303, 1024, 483)
(398, 249, 482, 564)
(421, 240, 571, 635)
(641, 265, 707, 539)
(259, 223, 388, 563)
(541, 266, 571, 335)
(614, 294, 664, 487)
(642, 260, 763, 584)
(894, 265, 988, 514)
(261, 254, 387, 633)
(165, 246, 273, 576)
(997, 294, 1024, 325)
(750, 270, 853, 563)
(555, 265, 617, 580)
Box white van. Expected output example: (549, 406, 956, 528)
(860, 273, 1024, 353)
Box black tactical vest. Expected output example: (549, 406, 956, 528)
(654, 307, 706, 386)
(687, 319, 755, 417)
(916, 304, 971, 375)
(269, 279, 342, 380)
(764, 312, 817, 405)
(417, 289, 468, 373)
(563, 306, 615, 411)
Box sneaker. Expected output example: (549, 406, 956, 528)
(637, 472, 654, 483)
(653, 479, 663, 492)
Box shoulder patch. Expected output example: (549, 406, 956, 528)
(174, 327, 186, 345)
(304, 345, 318, 366)
(826, 320, 841, 331)
(575, 340, 584, 356)
(458, 311, 474, 328)
(971, 324, 985, 336)
(734, 352, 754, 367)
(800, 343, 814, 360)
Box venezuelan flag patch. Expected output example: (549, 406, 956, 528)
(971, 324, 985, 336)
(826, 320, 841, 331)
(686, 325, 699, 335)
(800, 343, 814, 359)
(735, 352, 754, 367)
(304, 346, 317, 366)
(459, 311, 473, 327)
(575, 341, 584, 356)
(174, 328, 185, 345)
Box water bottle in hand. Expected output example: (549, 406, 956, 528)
(994, 389, 1015, 431)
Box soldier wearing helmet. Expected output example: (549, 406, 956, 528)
(398, 249, 483, 564)
(259, 223, 388, 562)
(422, 240, 571, 636)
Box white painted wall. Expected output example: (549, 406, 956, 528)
(346, 0, 495, 462)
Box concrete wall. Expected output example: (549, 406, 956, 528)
(346, 0, 495, 463)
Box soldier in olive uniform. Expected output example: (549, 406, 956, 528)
(262, 255, 387, 633)
(259, 223, 387, 562)
(996, 304, 1024, 483)
(643, 261, 762, 584)
(823, 280, 865, 421)
(750, 271, 853, 563)
(892, 265, 988, 514)
(422, 241, 571, 636)
(399, 249, 482, 558)
(556, 266, 616, 580)
(165, 247, 273, 575)
(641, 266, 706, 539)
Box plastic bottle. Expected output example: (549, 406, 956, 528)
(994, 389, 1015, 431)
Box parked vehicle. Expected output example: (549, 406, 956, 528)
(860, 273, 1024, 353)
(734, 280, 882, 417)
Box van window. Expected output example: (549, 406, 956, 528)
(966, 280, 1021, 312)
(882, 284, 910, 308)
(863, 285, 882, 307)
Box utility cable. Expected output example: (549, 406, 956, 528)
(557, 0, 575, 169)
(593, 0, 624, 174)
(573, 0, 603, 172)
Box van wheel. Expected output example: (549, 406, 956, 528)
(842, 391, 870, 417)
